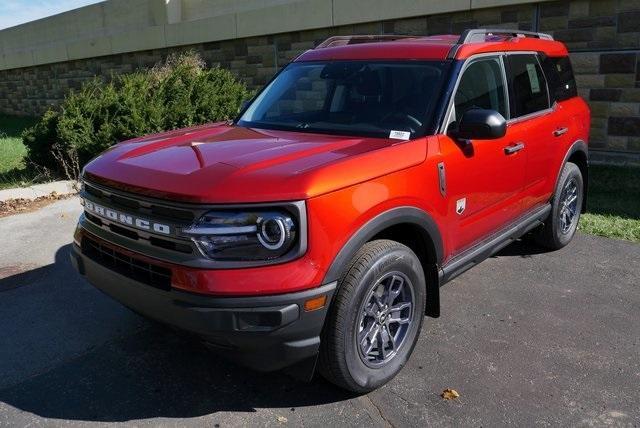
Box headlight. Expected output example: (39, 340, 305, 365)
(183, 209, 299, 261)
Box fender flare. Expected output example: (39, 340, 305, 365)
(554, 140, 589, 212)
(322, 206, 444, 317)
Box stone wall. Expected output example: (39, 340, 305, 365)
(539, 0, 640, 153)
(0, 0, 639, 154)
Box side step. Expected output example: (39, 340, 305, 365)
(439, 204, 551, 285)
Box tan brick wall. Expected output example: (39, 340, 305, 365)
(0, 0, 639, 154)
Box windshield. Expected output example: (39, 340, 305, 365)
(238, 60, 449, 139)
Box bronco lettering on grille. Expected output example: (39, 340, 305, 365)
(83, 199, 171, 235)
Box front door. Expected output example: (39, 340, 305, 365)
(439, 55, 526, 257)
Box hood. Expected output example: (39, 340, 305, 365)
(83, 123, 427, 203)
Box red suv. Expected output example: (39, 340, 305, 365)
(71, 29, 590, 393)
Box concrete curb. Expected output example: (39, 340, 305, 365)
(0, 181, 78, 202)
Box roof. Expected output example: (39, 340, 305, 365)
(295, 30, 569, 62)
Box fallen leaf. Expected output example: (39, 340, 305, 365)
(277, 415, 288, 423)
(441, 388, 460, 400)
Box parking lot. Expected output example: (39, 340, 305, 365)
(1, 197, 639, 427)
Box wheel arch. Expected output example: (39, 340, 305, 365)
(557, 140, 589, 213)
(322, 206, 444, 318)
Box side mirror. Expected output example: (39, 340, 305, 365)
(449, 109, 507, 140)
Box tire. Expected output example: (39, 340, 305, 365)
(319, 239, 426, 393)
(534, 162, 584, 250)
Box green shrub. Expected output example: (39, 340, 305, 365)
(23, 51, 252, 178)
(22, 110, 59, 171)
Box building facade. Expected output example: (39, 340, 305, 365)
(0, 0, 639, 159)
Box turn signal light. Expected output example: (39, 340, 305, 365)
(303, 295, 327, 312)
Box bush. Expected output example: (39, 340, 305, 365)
(23, 52, 252, 178)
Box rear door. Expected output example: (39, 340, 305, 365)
(439, 54, 526, 256)
(504, 53, 558, 211)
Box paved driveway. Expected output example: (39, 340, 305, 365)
(1, 197, 639, 427)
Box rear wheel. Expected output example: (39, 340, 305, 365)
(535, 162, 583, 250)
(319, 240, 426, 393)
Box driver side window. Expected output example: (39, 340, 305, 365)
(453, 57, 507, 123)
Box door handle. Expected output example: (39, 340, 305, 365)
(504, 142, 525, 155)
(553, 127, 568, 137)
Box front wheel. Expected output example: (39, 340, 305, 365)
(318, 240, 426, 393)
(535, 162, 584, 250)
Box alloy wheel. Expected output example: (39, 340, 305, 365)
(559, 178, 579, 234)
(356, 272, 414, 367)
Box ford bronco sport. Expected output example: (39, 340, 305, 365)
(71, 29, 590, 393)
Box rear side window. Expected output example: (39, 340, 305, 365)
(541, 55, 578, 103)
(507, 54, 550, 118)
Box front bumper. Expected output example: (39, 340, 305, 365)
(70, 242, 336, 372)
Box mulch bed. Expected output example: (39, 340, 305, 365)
(0, 192, 76, 218)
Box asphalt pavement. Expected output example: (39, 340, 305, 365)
(1, 197, 639, 427)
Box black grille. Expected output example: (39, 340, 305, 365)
(82, 236, 172, 291)
(84, 182, 195, 222)
(84, 212, 193, 254)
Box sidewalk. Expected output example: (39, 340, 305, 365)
(0, 180, 77, 202)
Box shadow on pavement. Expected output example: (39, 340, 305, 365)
(0, 245, 352, 422)
(0, 237, 570, 422)
(493, 238, 551, 258)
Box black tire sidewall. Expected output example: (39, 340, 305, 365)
(341, 246, 426, 391)
(550, 163, 583, 247)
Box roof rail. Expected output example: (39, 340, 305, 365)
(315, 35, 418, 49)
(458, 28, 554, 44)
(446, 28, 554, 59)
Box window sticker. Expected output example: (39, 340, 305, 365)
(526, 63, 541, 94)
(389, 130, 411, 140)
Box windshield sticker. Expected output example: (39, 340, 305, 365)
(526, 63, 541, 94)
(389, 130, 411, 140)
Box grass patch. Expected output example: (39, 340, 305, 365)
(579, 164, 640, 243)
(0, 115, 41, 189)
(0, 135, 27, 172)
(579, 214, 640, 242)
